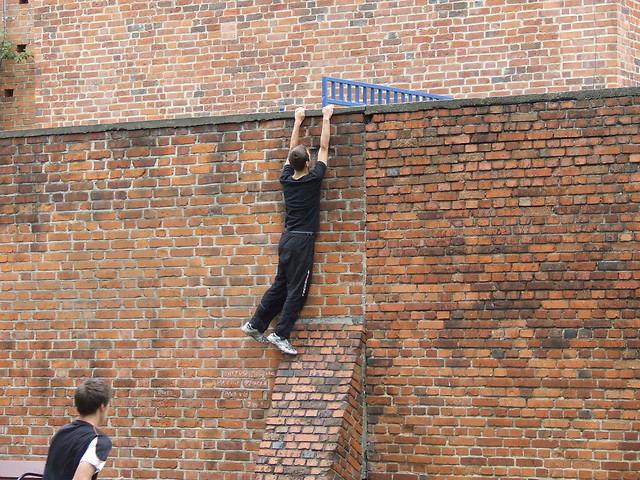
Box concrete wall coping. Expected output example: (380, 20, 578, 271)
(2, 86, 639, 140)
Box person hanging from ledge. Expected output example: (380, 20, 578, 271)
(242, 103, 335, 355)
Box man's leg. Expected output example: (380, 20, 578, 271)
(248, 232, 292, 333)
(273, 234, 315, 340)
(250, 278, 286, 333)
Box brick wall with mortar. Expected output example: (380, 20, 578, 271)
(365, 89, 640, 480)
(619, 0, 640, 82)
(1, 87, 640, 480)
(3, 0, 640, 131)
(0, 110, 367, 479)
(1, 0, 36, 128)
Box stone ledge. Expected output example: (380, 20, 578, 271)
(363, 86, 640, 115)
(3, 86, 639, 140)
(0, 107, 365, 139)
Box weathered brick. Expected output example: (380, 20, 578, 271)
(2, 92, 640, 480)
(365, 92, 640, 480)
(2, 1, 639, 131)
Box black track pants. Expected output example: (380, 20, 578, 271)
(251, 231, 315, 339)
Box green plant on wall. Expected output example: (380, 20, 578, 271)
(0, 32, 33, 69)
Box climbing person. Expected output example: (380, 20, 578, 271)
(242, 103, 335, 355)
(43, 379, 116, 480)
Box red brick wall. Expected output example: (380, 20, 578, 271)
(619, 0, 640, 85)
(0, 0, 35, 130)
(365, 90, 640, 479)
(255, 323, 365, 480)
(3, 0, 640, 131)
(0, 111, 367, 479)
(1, 88, 640, 480)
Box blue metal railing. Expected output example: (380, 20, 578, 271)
(322, 76, 452, 107)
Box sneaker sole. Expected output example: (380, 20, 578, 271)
(241, 326, 268, 344)
(267, 336, 297, 355)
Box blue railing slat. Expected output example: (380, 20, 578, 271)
(321, 76, 452, 107)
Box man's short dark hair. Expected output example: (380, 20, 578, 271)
(288, 145, 310, 172)
(75, 379, 111, 416)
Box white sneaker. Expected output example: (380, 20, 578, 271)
(241, 322, 268, 344)
(267, 333, 297, 355)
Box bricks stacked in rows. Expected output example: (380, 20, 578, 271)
(2, 92, 640, 479)
(365, 96, 640, 479)
(255, 324, 365, 480)
(0, 0, 35, 131)
(3, 1, 639, 130)
(0, 112, 366, 479)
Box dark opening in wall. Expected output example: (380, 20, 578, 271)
(19, 0, 29, 4)
(4, 89, 14, 98)
(16, 44, 27, 53)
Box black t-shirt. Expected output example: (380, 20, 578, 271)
(43, 420, 112, 480)
(280, 162, 327, 232)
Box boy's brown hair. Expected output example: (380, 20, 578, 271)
(288, 144, 310, 172)
(75, 379, 111, 416)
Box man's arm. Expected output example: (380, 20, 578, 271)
(317, 104, 334, 167)
(72, 462, 97, 480)
(286, 107, 306, 165)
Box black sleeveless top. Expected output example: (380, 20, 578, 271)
(43, 420, 112, 480)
